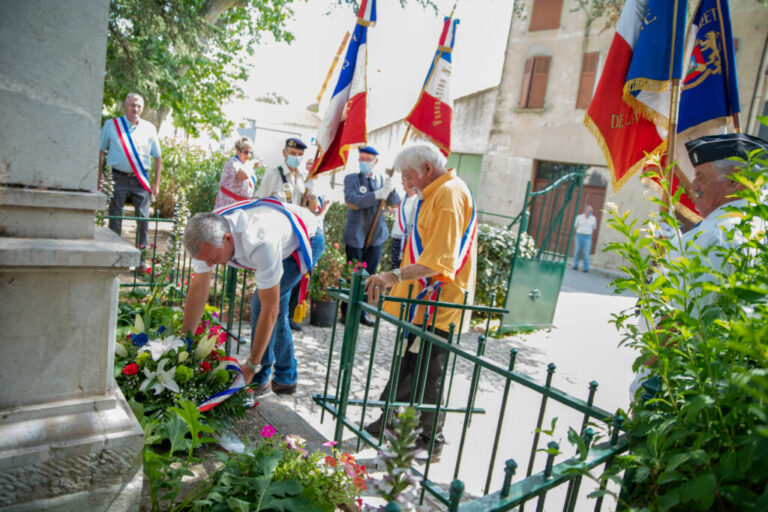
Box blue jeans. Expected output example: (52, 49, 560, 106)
(251, 231, 325, 386)
(573, 233, 592, 271)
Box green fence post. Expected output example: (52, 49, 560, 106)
(334, 268, 367, 443)
(448, 479, 465, 512)
(224, 267, 237, 355)
(501, 459, 518, 498)
(564, 428, 595, 512)
(535, 441, 559, 512)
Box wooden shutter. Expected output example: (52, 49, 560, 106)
(527, 56, 551, 109)
(529, 0, 564, 31)
(518, 57, 535, 108)
(575, 52, 599, 109)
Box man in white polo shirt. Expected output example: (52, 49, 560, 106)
(181, 199, 324, 395)
(572, 205, 598, 273)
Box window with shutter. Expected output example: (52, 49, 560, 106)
(529, 0, 564, 31)
(575, 52, 599, 109)
(527, 56, 551, 109)
(518, 57, 535, 108)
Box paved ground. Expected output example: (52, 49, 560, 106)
(226, 266, 639, 510)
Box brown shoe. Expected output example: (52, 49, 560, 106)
(271, 381, 297, 395)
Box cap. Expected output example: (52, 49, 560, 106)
(685, 133, 768, 167)
(359, 146, 379, 156)
(285, 137, 307, 150)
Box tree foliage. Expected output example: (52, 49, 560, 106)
(104, 0, 437, 136)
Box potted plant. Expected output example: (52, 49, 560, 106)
(309, 242, 347, 326)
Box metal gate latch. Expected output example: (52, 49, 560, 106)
(528, 289, 541, 302)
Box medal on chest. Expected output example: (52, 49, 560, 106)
(359, 186, 367, 194)
(283, 182, 292, 202)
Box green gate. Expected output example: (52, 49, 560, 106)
(500, 170, 585, 333)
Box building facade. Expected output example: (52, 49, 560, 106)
(370, 0, 768, 270)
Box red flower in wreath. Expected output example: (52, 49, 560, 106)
(200, 360, 211, 372)
(122, 363, 139, 376)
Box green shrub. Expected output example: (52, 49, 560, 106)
(322, 201, 394, 273)
(606, 154, 768, 511)
(156, 139, 264, 217)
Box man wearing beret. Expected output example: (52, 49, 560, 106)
(630, 132, 768, 399)
(256, 137, 326, 331)
(342, 146, 401, 326)
(256, 138, 309, 206)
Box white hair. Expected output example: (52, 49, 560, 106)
(234, 136, 254, 152)
(183, 213, 230, 256)
(710, 159, 740, 175)
(393, 144, 447, 175)
(125, 92, 144, 106)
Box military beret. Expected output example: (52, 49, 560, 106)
(685, 133, 768, 166)
(359, 146, 379, 156)
(285, 137, 307, 150)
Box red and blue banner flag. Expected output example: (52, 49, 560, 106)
(404, 15, 459, 156)
(309, 0, 376, 178)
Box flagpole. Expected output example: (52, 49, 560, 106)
(402, 2, 458, 146)
(715, 0, 740, 132)
(665, 0, 683, 212)
(316, 31, 351, 104)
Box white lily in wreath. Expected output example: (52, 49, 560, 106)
(139, 359, 180, 395)
(140, 335, 186, 361)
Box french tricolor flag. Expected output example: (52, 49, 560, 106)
(584, 0, 666, 192)
(404, 16, 459, 157)
(309, 0, 376, 177)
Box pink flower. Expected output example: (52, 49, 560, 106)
(347, 260, 353, 265)
(362, 262, 367, 268)
(217, 332, 227, 344)
(260, 425, 276, 438)
(333, 242, 339, 249)
(322, 440, 338, 448)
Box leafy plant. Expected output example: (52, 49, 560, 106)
(370, 407, 423, 510)
(605, 152, 768, 511)
(309, 242, 347, 302)
(191, 430, 368, 511)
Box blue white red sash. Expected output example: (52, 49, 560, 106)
(406, 196, 477, 323)
(214, 197, 313, 275)
(396, 197, 411, 257)
(198, 356, 249, 412)
(113, 117, 152, 193)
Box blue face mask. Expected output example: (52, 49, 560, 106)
(360, 161, 373, 175)
(286, 155, 301, 168)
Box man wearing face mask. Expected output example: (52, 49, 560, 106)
(255, 138, 308, 205)
(342, 146, 401, 326)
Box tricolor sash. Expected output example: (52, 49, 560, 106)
(396, 197, 411, 257)
(113, 116, 152, 193)
(219, 187, 250, 202)
(406, 196, 477, 323)
(198, 356, 250, 412)
(215, 198, 314, 319)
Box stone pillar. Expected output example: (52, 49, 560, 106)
(0, 1, 144, 510)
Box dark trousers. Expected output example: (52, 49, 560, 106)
(391, 237, 403, 270)
(345, 244, 383, 277)
(378, 328, 449, 445)
(109, 171, 151, 250)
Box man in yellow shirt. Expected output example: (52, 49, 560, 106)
(364, 144, 477, 460)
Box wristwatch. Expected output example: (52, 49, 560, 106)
(244, 359, 261, 373)
(392, 268, 403, 283)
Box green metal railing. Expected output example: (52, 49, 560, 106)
(314, 269, 627, 511)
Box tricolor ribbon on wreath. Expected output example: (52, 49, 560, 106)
(113, 116, 152, 193)
(214, 197, 313, 322)
(197, 356, 249, 412)
(406, 197, 476, 324)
